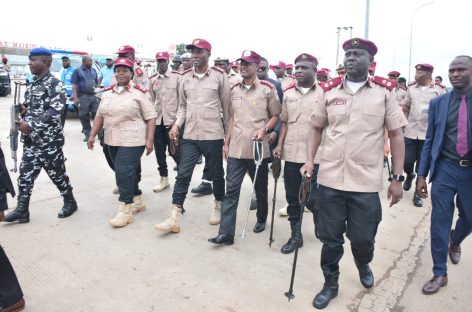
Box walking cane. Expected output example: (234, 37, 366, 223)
(386, 156, 393, 181)
(269, 157, 281, 247)
(241, 140, 264, 238)
(285, 174, 312, 301)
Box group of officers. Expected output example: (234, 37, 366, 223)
(1, 35, 471, 311)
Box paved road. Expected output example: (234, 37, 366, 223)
(0, 92, 470, 312)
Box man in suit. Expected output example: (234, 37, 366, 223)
(417, 55, 472, 295)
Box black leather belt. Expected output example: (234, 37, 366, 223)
(443, 157, 471, 167)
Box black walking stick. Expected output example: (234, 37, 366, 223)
(269, 157, 281, 247)
(285, 174, 312, 301)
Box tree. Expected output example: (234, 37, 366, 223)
(175, 43, 187, 56)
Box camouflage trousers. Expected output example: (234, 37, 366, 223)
(18, 145, 72, 199)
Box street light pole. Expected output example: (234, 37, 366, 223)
(365, 0, 370, 38)
(408, 1, 434, 82)
(335, 27, 353, 70)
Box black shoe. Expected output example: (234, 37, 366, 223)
(281, 236, 303, 254)
(356, 263, 374, 289)
(191, 182, 212, 195)
(403, 173, 416, 191)
(4, 197, 30, 223)
(58, 191, 78, 218)
(208, 233, 234, 245)
(413, 193, 423, 207)
(313, 275, 339, 309)
(249, 194, 257, 210)
(83, 137, 88, 142)
(253, 222, 266, 233)
(196, 155, 203, 164)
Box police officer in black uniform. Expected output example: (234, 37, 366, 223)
(3, 48, 78, 224)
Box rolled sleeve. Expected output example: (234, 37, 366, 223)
(385, 91, 408, 131)
(310, 93, 328, 128)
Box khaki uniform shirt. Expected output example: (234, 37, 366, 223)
(280, 83, 324, 164)
(279, 75, 296, 90)
(403, 82, 447, 140)
(311, 78, 408, 192)
(394, 86, 407, 106)
(97, 83, 157, 147)
(149, 70, 181, 126)
(228, 69, 242, 88)
(229, 78, 280, 159)
(176, 67, 231, 140)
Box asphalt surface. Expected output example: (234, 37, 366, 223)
(0, 89, 470, 312)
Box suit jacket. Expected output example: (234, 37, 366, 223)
(418, 91, 471, 181)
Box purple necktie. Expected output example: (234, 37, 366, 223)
(456, 95, 469, 157)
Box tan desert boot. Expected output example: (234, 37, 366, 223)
(153, 177, 170, 193)
(109, 202, 134, 227)
(155, 204, 182, 233)
(112, 186, 119, 194)
(278, 206, 288, 217)
(209, 200, 222, 225)
(131, 195, 146, 214)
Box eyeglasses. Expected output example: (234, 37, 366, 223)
(258, 67, 268, 71)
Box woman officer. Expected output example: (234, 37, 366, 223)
(88, 57, 157, 228)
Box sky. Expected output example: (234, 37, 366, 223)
(3, 0, 471, 86)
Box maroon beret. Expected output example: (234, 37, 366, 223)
(236, 50, 261, 64)
(388, 71, 401, 77)
(155, 51, 169, 60)
(415, 63, 434, 73)
(230, 61, 239, 68)
(286, 64, 293, 69)
(342, 38, 378, 56)
(114, 57, 134, 70)
(316, 69, 329, 77)
(270, 61, 287, 69)
(294, 53, 318, 66)
(186, 38, 212, 52)
(115, 45, 135, 54)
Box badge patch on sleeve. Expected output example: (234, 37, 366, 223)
(55, 86, 62, 93)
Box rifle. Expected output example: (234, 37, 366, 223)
(9, 81, 25, 173)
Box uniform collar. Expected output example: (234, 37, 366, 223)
(192, 67, 211, 77)
(239, 77, 260, 90)
(112, 81, 134, 92)
(295, 81, 317, 92)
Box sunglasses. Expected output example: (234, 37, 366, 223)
(258, 67, 268, 71)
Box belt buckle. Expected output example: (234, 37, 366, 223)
(459, 160, 470, 167)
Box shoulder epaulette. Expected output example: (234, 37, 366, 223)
(104, 84, 115, 92)
(435, 82, 446, 89)
(371, 76, 396, 91)
(320, 77, 343, 92)
(181, 68, 192, 75)
(289, 74, 296, 79)
(134, 84, 148, 93)
(398, 85, 407, 91)
(231, 81, 242, 90)
(408, 81, 417, 87)
(283, 82, 296, 92)
(135, 67, 143, 77)
(260, 80, 275, 89)
(171, 70, 182, 75)
(212, 66, 225, 74)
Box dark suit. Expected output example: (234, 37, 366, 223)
(419, 91, 472, 276)
(0, 146, 15, 212)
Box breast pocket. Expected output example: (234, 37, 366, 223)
(363, 102, 384, 129)
(203, 83, 218, 98)
(119, 121, 140, 143)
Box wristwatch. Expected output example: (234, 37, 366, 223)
(388, 174, 405, 182)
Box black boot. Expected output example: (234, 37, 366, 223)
(281, 222, 303, 254)
(313, 273, 339, 309)
(58, 190, 78, 218)
(4, 197, 30, 223)
(191, 182, 212, 195)
(403, 173, 416, 191)
(355, 260, 374, 289)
